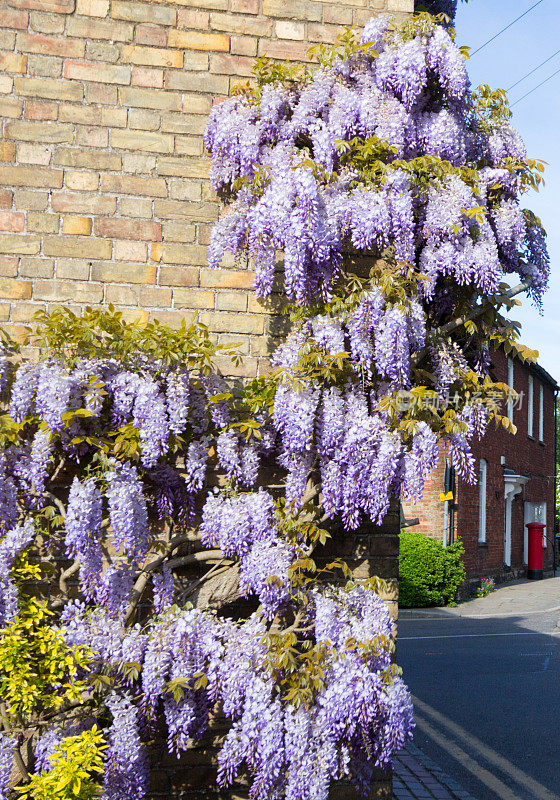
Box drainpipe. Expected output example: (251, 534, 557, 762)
(554, 389, 558, 577)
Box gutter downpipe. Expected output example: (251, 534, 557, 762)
(554, 389, 558, 577)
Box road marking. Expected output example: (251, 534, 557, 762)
(401, 604, 560, 619)
(413, 696, 560, 800)
(399, 631, 554, 640)
(460, 605, 560, 618)
(413, 713, 526, 800)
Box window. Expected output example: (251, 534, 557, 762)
(527, 374, 534, 436)
(539, 383, 544, 442)
(478, 459, 487, 543)
(507, 358, 514, 422)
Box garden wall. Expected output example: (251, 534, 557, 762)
(0, 2, 413, 797)
(0, 0, 412, 378)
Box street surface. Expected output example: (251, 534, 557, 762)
(397, 578, 560, 800)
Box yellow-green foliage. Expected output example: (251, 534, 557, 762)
(0, 558, 91, 723)
(26, 305, 240, 373)
(18, 728, 106, 800)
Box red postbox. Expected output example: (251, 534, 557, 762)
(526, 522, 545, 580)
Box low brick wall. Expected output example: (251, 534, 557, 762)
(144, 502, 401, 800)
(149, 726, 392, 800)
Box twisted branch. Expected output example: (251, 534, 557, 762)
(181, 560, 232, 602)
(412, 278, 533, 369)
(58, 560, 79, 596)
(124, 527, 220, 624)
(44, 491, 66, 520)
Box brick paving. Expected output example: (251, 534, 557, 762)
(393, 742, 478, 800)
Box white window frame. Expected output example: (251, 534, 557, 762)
(527, 374, 533, 436)
(507, 358, 514, 422)
(478, 459, 487, 543)
(539, 383, 544, 442)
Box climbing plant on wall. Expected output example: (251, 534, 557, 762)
(0, 11, 548, 800)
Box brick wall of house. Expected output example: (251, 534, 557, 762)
(458, 348, 557, 580)
(401, 459, 446, 539)
(403, 347, 558, 584)
(0, 0, 413, 379)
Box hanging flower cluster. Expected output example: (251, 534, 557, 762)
(62, 588, 410, 800)
(205, 15, 549, 308)
(202, 490, 297, 616)
(0, 521, 34, 625)
(0, 308, 417, 800)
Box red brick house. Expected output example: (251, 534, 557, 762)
(402, 347, 558, 586)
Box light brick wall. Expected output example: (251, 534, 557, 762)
(0, 0, 413, 376)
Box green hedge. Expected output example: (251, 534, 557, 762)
(399, 531, 466, 608)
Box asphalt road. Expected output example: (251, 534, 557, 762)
(397, 610, 560, 800)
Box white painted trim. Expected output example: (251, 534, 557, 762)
(539, 382, 544, 442)
(527, 374, 533, 436)
(478, 459, 487, 543)
(507, 358, 514, 422)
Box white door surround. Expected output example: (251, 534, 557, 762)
(504, 473, 529, 567)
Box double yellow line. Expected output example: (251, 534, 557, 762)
(413, 696, 559, 800)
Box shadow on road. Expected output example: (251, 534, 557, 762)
(397, 609, 560, 800)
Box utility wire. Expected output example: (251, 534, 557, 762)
(511, 64, 560, 105)
(506, 47, 560, 91)
(471, 0, 545, 57)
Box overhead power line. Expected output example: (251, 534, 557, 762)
(471, 0, 545, 57)
(506, 47, 560, 91)
(511, 64, 560, 105)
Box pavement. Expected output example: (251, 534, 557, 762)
(393, 742, 479, 799)
(392, 575, 560, 800)
(399, 574, 560, 620)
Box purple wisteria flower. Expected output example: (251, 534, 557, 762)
(273, 382, 320, 453)
(10, 363, 39, 422)
(96, 564, 135, 621)
(203, 13, 547, 316)
(29, 426, 52, 497)
(166, 368, 190, 435)
(239, 538, 296, 618)
(152, 565, 174, 615)
(103, 691, 150, 800)
(0, 455, 18, 535)
(35, 361, 73, 431)
(0, 520, 34, 625)
(183, 438, 210, 492)
(215, 586, 413, 800)
(201, 490, 276, 558)
(106, 462, 150, 564)
(132, 376, 170, 468)
(65, 477, 104, 600)
(61, 602, 125, 664)
(0, 734, 16, 800)
(33, 729, 60, 774)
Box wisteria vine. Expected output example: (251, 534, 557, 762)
(0, 10, 549, 800)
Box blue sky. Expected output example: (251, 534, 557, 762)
(454, 0, 560, 380)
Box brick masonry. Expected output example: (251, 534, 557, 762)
(402, 348, 557, 586)
(0, 0, 413, 379)
(0, 2, 416, 798)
